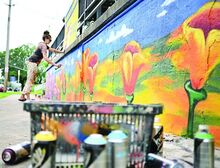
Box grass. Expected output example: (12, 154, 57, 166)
(0, 91, 21, 99)
(33, 89, 44, 96)
(0, 85, 44, 100)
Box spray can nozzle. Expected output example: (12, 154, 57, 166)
(198, 124, 209, 133)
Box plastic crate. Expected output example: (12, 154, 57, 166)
(24, 101, 163, 168)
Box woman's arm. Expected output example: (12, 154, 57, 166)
(40, 43, 62, 68)
(43, 53, 61, 68)
(48, 47, 64, 54)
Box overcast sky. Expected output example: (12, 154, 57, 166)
(0, 0, 72, 51)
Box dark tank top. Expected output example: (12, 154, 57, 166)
(29, 42, 49, 64)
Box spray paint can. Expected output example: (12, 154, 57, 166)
(2, 141, 31, 164)
(194, 125, 214, 168)
(32, 131, 57, 168)
(107, 130, 128, 168)
(83, 134, 107, 168)
(150, 117, 163, 155)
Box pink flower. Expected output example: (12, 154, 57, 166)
(121, 41, 150, 95)
(82, 48, 98, 94)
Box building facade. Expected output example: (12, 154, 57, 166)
(46, 0, 220, 146)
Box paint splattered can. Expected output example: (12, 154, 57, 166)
(2, 141, 31, 164)
(150, 117, 163, 155)
(32, 131, 57, 168)
(194, 125, 214, 168)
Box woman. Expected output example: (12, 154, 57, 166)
(18, 31, 63, 101)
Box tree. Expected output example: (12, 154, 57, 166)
(35, 60, 48, 84)
(0, 44, 35, 86)
(0, 44, 51, 88)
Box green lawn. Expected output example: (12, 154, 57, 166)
(0, 91, 21, 99)
(0, 88, 44, 100)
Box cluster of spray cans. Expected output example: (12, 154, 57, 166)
(83, 130, 128, 168)
(1, 123, 215, 168)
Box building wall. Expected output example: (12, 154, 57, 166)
(63, 0, 79, 49)
(46, 0, 220, 146)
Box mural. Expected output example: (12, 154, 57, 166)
(46, 47, 82, 101)
(46, 0, 220, 146)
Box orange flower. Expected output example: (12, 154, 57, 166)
(82, 48, 98, 94)
(88, 53, 98, 94)
(171, 2, 220, 90)
(121, 41, 150, 95)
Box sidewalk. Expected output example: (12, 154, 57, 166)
(0, 95, 30, 167)
(0, 95, 219, 167)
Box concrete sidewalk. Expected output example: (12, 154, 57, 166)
(0, 95, 30, 168)
(0, 95, 219, 167)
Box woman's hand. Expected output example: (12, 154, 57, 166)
(55, 64, 62, 68)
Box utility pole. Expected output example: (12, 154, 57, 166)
(4, 0, 13, 92)
(18, 70, 20, 83)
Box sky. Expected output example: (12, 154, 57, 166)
(0, 0, 72, 51)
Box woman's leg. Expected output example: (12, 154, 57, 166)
(19, 62, 37, 101)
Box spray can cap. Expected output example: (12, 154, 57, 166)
(198, 124, 209, 132)
(107, 130, 127, 142)
(84, 134, 107, 145)
(2, 151, 12, 162)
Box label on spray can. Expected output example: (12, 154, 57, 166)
(83, 134, 107, 168)
(2, 141, 31, 164)
(32, 131, 57, 168)
(194, 125, 214, 168)
(150, 117, 163, 155)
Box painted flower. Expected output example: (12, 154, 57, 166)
(82, 48, 90, 89)
(121, 41, 150, 96)
(171, 2, 220, 90)
(82, 48, 98, 95)
(88, 53, 98, 94)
